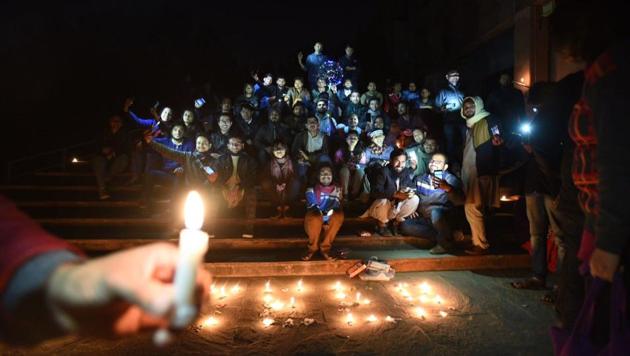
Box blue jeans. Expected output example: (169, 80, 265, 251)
(525, 192, 566, 279)
(400, 207, 453, 247)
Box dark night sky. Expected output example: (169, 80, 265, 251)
(1, 0, 504, 172)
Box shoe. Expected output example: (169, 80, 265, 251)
(302, 251, 316, 261)
(321, 251, 337, 261)
(429, 244, 448, 255)
(98, 190, 110, 200)
(376, 225, 393, 237)
(242, 224, 254, 239)
(392, 222, 402, 236)
(465, 246, 489, 255)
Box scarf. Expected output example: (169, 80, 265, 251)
(462, 96, 491, 148)
(314, 184, 336, 205)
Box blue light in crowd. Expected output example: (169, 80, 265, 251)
(520, 123, 532, 135)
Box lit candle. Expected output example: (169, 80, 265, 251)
(346, 313, 354, 326)
(419, 295, 430, 304)
(71, 157, 79, 163)
(271, 300, 284, 311)
(265, 280, 272, 293)
(202, 316, 219, 327)
(419, 282, 432, 295)
(362, 298, 371, 305)
(210, 283, 217, 294)
(334, 281, 341, 291)
(335, 291, 347, 300)
(263, 294, 274, 304)
(231, 283, 241, 294)
(355, 292, 361, 303)
(415, 307, 426, 319)
(219, 286, 227, 299)
(385, 316, 395, 323)
(366, 314, 378, 323)
(172, 191, 209, 328)
(262, 318, 274, 327)
(297, 279, 303, 292)
(290, 296, 296, 308)
(439, 311, 448, 318)
(434, 295, 443, 305)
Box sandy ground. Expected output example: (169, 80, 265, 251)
(1, 270, 556, 356)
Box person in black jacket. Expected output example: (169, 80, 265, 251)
(459, 96, 505, 255)
(92, 115, 131, 200)
(360, 148, 419, 236)
(214, 135, 258, 238)
(254, 106, 290, 165)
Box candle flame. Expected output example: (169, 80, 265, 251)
(366, 314, 378, 323)
(71, 157, 79, 163)
(434, 295, 443, 304)
(346, 313, 354, 325)
(439, 311, 448, 318)
(262, 318, 274, 327)
(419, 282, 432, 294)
(263, 294, 274, 303)
(210, 283, 217, 294)
(334, 281, 341, 291)
(184, 191, 204, 230)
(220, 286, 226, 298)
(415, 307, 427, 319)
(297, 279, 303, 292)
(290, 296, 296, 308)
(335, 292, 347, 300)
(231, 283, 241, 294)
(202, 316, 218, 327)
(270, 300, 284, 311)
(355, 292, 361, 302)
(419, 295, 430, 304)
(362, 298, 371, 305)
(264, 280, 271, 293)
(385, 315, 395, 322)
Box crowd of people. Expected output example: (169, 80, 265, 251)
(94, 42, 528, 260)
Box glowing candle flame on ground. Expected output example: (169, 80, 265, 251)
(290, 296, 296, 308)
(264, 280, 271, 293)
(184, 191, 204, 230)
(231, 283, 241, 294)
(355, 292, 361, 302)
(334, 281, 341, 291)
(271, 300, 284, 311)
(262, 318, 274, 327)
(385, 316, 395, 322)
(210, 283, 217, 294)
(420, 282, 432, 295)
(366, 314, 378, 323)
(71, 157, 79, 163)
(219, 286, 227, 299)
(263, 294, 274, 303)
(434, 295, 443, 305)
(335, 292, 347, 300)
(415, 307, 427, 319)
(346, 313, 354, 325)
(439, 311, 448, 318)
(419, 295, 430, 304)
(202, 316, 218, 327)
(362, 298, 371, 305)
(297, 279, 303, 292)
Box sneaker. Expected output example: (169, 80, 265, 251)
(320, 251, 337, 261)
(376, 225, 393, 237)
(242, 224, 254, 239)
(429, 244, 448, 255)
(465, 246, 489, 255)
(301, 251, 316, 261)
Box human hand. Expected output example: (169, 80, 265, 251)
(149, 107, 158, 118)
(297, 52, 303, 61)
(143, 130, 154, 144)
(492, 135, 504, 146)
(123, 97, 134, 112)
(431, 177, 452, 192)
(409, 211, 419, 219)
(46, 243, 211, 337)
(590, 248, 620, 282)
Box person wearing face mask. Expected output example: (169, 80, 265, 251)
(302, 164, 344, 261)
(261, 141, 301, 219)
(334, 130, 367, 200)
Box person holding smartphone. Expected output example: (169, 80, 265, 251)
(401, 153, 465, 254)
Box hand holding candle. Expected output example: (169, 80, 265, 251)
(172, 191, 210, 328)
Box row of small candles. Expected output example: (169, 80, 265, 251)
(201, 279, 451, 329)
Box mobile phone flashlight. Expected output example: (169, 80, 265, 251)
(520, 122, 532, 135)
